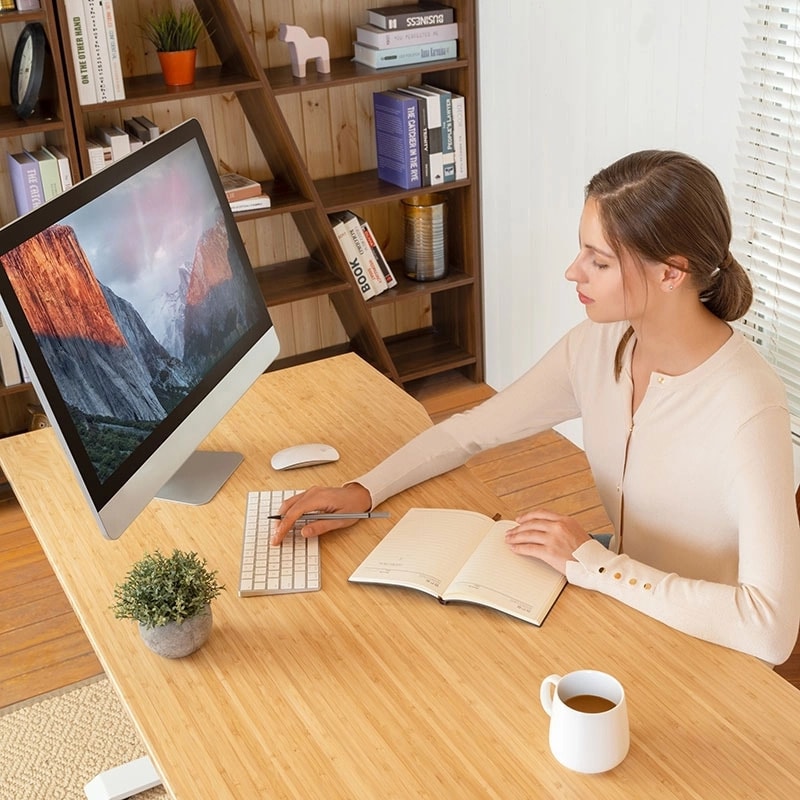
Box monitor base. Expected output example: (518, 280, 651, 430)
(156, 450, 243, 505)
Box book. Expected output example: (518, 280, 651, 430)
(85, 138, 111, 173)
(96, 126, 130, 161)
(395, 90, 429, 185)
(367, 3, 455, 31)
(331, 211, 387, 293)
(0, 314, 22, 387)
(355, 21, 458, 49)
(100, 0, 125, 100)
(84, 0, 114, 102)
(357, 214, 397, 289)
(44, 146, 73, 192)
(7, 151, 44, 215)
(132, 116, 160, 141)
(15, 0, 42, 9)
(229, 194, 271, 212)
(373, 90, 422, 190)
(353, 39, 457, 69)
(329, 214, 377, 300)
(420, 84, 455, 182)
(123, 117, 148, 142)
(350, 508, 566, 626)
(25, 148, 62, 201)
(0, 1, 16, 11)
(399, 86, 444, 185)
(219, 172, 263, 202)
(64, 0, 96, 105)
(450, 93, 467, 180)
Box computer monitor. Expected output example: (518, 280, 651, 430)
(0, 118, 280, 540)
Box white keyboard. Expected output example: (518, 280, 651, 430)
(239, 490, 321, 596)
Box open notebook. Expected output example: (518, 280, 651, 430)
(349, 507, 566, 625)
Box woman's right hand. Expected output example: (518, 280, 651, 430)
(270, 483, 373, 545)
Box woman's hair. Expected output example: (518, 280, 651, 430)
(585, 150, 753, 377)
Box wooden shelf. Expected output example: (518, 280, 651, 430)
(231, 178, 314, 220)
(367, 269, 475, 307)
(254, 258, 351, 306)
(316, 168, 471, 212)
(267, 54, 468, 96)
(0, 382, 35, 398)
(386, 328, 477, 383)
(78, 66, 262, 110)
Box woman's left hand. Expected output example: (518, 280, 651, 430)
(504, 508, 592, 574)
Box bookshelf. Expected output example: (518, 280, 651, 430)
(0, 0, 483, 435)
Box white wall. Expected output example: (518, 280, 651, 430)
(477, 0, 747, 443)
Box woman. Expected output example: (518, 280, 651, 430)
(274, 150, 800, 665)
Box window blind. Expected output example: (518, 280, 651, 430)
(733, 2, 800, 435)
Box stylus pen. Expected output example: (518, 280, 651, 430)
(267, 512, 391, 520)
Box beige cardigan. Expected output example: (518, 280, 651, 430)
(356, 320, 800, 664)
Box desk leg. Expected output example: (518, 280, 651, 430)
(84, 756, 162, 799)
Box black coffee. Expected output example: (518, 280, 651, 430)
(564, 694, 616, 713)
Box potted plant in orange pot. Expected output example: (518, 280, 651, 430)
(142, 6, 207, 87)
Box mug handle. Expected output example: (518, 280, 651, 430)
(540, 674, 562, 716)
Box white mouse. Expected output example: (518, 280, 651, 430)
(270, 443, 340, 471)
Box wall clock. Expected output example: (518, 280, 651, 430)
(10, 22, 47, 120)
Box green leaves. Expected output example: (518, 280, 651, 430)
(141, 7, 206, 53)
(112, 549, 224, 628)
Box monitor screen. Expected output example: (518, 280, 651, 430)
(0, 118, 280, 540)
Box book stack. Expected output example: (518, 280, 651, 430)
(353, 3, 457, 69)
(3, 2, 42, 10)
(85, 117, 159, 173)
(6, 146, 73, 215)
(64, 0, 125, 104)
(329, 211, 397, 300)
(220, 172, 271, 212)
(373, 84, 467, 190)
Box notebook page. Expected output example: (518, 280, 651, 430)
(443, 522, 566, 625)
(349, 508, 493, 597)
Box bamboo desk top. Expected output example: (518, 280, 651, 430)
(1, 353, 799, 799)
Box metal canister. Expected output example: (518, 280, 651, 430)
(401, 194, 448, 281)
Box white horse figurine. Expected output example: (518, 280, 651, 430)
(278, 23, 331, 78)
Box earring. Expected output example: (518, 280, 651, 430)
(668, 285, 674, 291)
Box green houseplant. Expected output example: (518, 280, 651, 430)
(112, 549, 224, 658)
(141, 6, 207, 86)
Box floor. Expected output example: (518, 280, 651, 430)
(1, 373, 797, 710)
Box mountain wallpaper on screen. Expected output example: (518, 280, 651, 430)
(0, 210, 263, 483)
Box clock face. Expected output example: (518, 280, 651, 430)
(18, 39, 34, 98)
(10, 23, 46, 120)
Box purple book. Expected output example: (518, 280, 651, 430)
(373, 90, 422, 190)
(7, 152, 44, 216)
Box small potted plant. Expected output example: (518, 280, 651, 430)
(112, 549, 224, 658)
(141, 6, 207, 86)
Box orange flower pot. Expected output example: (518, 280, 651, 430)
(157, 49, 197, 87)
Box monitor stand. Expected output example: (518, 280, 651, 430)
(156, 450, 243, 505)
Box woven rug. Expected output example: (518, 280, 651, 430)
(0, 676, 167, 800)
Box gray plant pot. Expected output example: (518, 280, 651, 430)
(138, 605, 213, 658)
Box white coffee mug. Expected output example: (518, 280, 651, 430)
(539, 669, 629, 773)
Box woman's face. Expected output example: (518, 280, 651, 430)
(565, 197, 649, 323)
